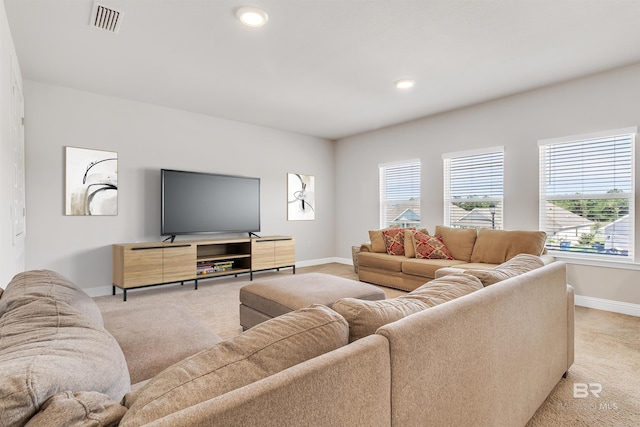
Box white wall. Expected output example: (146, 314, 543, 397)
(0, 1, 24, 286)
(24, 81, 335, 293)
(335, 62, 640, 308)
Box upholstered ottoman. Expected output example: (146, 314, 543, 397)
(239, 272, 386, 329)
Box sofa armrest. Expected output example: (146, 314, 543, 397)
(360, 243, 373, 252)
(566, 284, 575, 370)
(434, 267, 466, 278)
(540, 254, 556, 265)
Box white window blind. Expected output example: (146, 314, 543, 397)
(539, 127, 636, 259)
(443, 148, 504, 230)
(379, 159, 420, 229)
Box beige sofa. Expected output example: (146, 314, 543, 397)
(358, 225, 552, 291)
(0, 261, 574, 426)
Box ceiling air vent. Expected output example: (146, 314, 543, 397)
(90, 3, 123, 34)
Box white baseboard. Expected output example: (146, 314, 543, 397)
(575, 295, 640, 317)
(295, 257, 353, 267)
(86, 285, 114, 298)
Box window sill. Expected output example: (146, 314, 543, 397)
(549, 251, 640, 271)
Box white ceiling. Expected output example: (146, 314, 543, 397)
(4, 0, 640, 140)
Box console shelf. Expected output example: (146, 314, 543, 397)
(112, 236, 295, 300)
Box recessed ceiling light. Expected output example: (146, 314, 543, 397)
(395, 79, 415, 90)
(236, 7, 269, 27)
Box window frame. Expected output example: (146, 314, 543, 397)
(378, 159, 421, 229)
(443, 146, 505, 230)
(538, 127, 636, 263)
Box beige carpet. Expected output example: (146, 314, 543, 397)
(94, 263, 639, 426)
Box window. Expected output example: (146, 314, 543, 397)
(539, 127, 636, 260)
(379, 159, 420, 229)
(443, 147, 504, 230)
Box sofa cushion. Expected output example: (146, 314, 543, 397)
(414, 232, 453, 260)
(408, 273, 484, 301)
(369, 229, 390, 253)
(0, 270, 130, 427)
(333, 298, 429, 343)
(450, 262, 499, 270)
(401, 258, 466, 279)
(332, 273, 483, 342)
(465, 253, 546, 286)
(24, 391, 127, 427)
(470, 229, 547, 264)
(358, 251, 404, 272)
(120, 304, 348, 426)
(434, 225, 477, 262)
(383, 228, 410, 255)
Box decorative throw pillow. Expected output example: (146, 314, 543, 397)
(404, 228, 428, 258)
(368, 229, 388, 253)
(414, 232, 453, 260)
(382, 228, 409, 255)
(434, 225, 477, 262)
(469, 228, 547, 264)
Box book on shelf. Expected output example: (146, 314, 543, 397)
(197, 260, 235, 274)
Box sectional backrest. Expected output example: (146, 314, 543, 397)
(140, 334, 392, 427)
(376, 262, 569, 427)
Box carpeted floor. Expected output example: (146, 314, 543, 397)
(94, 263, 639, 426)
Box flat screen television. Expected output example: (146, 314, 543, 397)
(161, 169, 260, 238)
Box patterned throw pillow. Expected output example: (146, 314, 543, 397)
(382, 228, 404, 255)
(382, 228, 408, 255)
(404, 228, 429, 258)
(414, 232, 453, 260)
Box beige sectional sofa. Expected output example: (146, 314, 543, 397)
(0, 261, 574, 426)
(358, 225, 552, 291)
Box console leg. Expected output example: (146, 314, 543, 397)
(293, 265, 296, 274)
(112, 285, 115, 296)
(195, 279, 198, 290)
(123, 289, 127, 302)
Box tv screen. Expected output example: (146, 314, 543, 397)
(161, 169, 260, 236)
